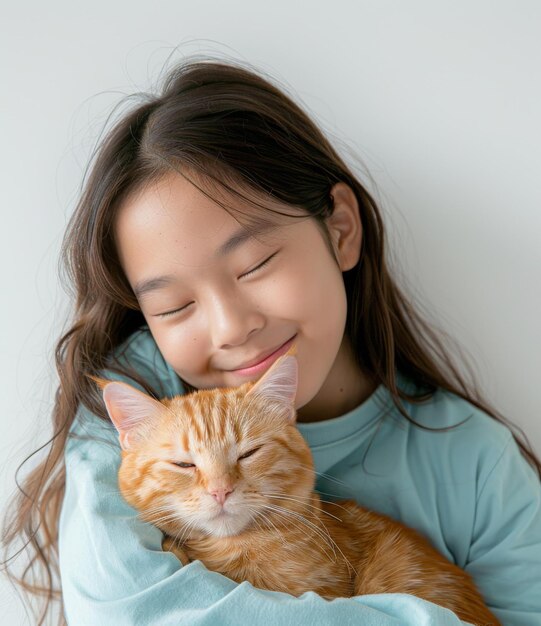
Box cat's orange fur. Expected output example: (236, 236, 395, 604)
(93, 347, 500, 626)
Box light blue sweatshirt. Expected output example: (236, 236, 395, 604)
(59, 326, 541, 625)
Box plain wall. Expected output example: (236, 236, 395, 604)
(2, 1, 540, 622)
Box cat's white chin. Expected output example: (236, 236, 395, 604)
(201, 510, 253, 537)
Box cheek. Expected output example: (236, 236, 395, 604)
(168, 471, 207, 513)
(287, 257, 347, 405)
(286, 244, 346, 318)
(266, 252, 345, 332)
(149, 321, 206, 380)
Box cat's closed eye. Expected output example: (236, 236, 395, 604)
(238, 446, 262, 461)
(173, 461, 196, 469)
(170, 446, 262, 469)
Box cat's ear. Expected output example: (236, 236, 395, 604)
(246, 344, 298, 423)
(89, 376, 164, 451)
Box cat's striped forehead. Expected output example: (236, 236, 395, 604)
(164, 386, 259, 451)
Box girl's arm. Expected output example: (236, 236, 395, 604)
(59, 404, 472, 626)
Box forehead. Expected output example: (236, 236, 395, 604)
(113, 172, 299, 280)
(164, 390, 268, 450)
(116, 171, 293, 247)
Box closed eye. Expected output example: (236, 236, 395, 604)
(159, 303, 193, 319)
(156, 252, 279, 319)
(240, 252, 278, 279)
(238, 446, 262, 461)
(173, 461, 196, 469)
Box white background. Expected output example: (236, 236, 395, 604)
(2, 1, 540, 623)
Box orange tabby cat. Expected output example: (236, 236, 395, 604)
(93, 347, 500, 626)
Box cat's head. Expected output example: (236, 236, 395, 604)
(94, 347, 315, 538)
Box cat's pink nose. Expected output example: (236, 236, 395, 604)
(210, 487, 233, 505)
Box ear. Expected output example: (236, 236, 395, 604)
(325, 182, 362, 271)
(89, 376, 164, 451)
(245, 343, 298, 423)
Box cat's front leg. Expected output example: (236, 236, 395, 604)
(161, 535, 191, 566)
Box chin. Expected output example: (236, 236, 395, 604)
(202, 509, 255, 537)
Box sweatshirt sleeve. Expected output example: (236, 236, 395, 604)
(465, 434, 541, 626)
(59, 407, 476, 626)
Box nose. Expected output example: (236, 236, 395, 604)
(207, 289, 264, 350)
(209, 486, 234, 505)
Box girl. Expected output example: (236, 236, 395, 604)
(3, 57, 540, 626)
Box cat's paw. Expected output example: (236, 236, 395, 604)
(162, 535, 190, 566)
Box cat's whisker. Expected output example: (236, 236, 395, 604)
(242, 505, 263, 533)
(258, 504, 338, 563)
(313, 474, 349, 487)
(314, 489, 352, 502)
(148, 512, 183, 526)
(259, 503, 338, 559)
(171, 516, 199, 547)
(246, 506, 289, 548)
(137, 507, 180, 524)
(140, 503, 183, 523)
(264, 493, 344, 522)
(171, 527, 189, 546)
(170, 525, 186, 547)
(316, 498, 356, 515)
(264, 490, 358, 522)
(142, 502, 177, 512)
(255, 504, 323, 555)
(295, 464, 351, 488)
(261, 503, 358, 577)
(251, 512, 273, 538)
(263, 490, 349, 517)
(176, 521, 197, 546)
(140, 504, 180, 518)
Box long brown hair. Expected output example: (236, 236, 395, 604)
(2, 54, 539, 626)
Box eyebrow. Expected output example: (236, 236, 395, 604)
(133, 222, 274, 300)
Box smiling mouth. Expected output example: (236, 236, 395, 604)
(228, 334, 297, 374)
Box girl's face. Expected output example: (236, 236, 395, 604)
(114, 171, 372, 422)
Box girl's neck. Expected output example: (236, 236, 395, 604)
(296, 338, 378, 423)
